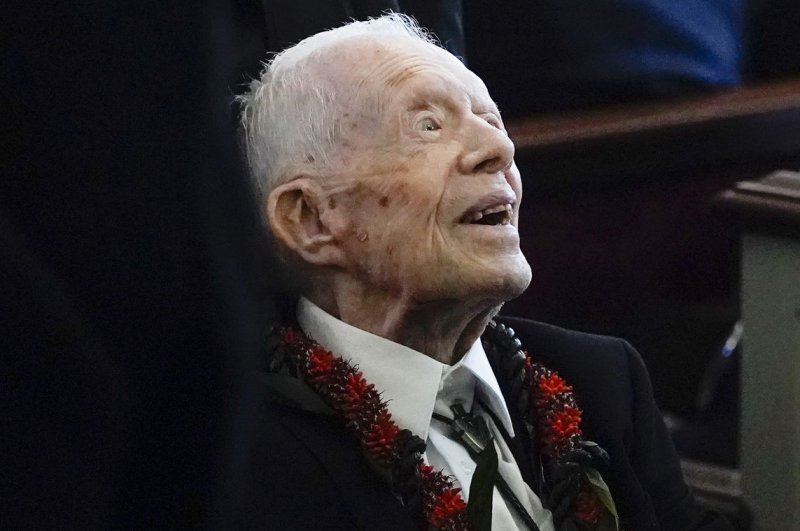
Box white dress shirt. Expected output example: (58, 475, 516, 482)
(297, 298, 555, 531)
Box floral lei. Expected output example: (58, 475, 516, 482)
(272, 321, 615, 531)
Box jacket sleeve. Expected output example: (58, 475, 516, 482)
(619, 339, 732, 531)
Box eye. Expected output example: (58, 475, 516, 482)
(415, 116, 441, 133)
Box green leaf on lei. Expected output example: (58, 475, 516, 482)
(583, 468, 619, 530)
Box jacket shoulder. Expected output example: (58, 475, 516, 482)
(496, 316, 637, 406)
(497, 317, 731, 530)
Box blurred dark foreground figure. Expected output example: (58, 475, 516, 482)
(3, 1, 276, 528)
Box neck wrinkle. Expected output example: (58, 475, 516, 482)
(308, 277, 499, 365)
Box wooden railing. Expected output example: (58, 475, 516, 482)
(501, 79, 800, 429)
(506, 78, 800, 193)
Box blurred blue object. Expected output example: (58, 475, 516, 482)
(465, 0, 744, 115)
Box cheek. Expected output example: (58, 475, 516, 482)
(372, 180, 443, 232)
(507, 164, 523, 200)
(373, 180, 412, 211)
(334, 186, 415, 258)
(336, 165, 451, 262)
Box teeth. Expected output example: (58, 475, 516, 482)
(469, 203, 513, 223)
(482, 204, 505, 216)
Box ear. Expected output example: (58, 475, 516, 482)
(266, 178, 346, 267)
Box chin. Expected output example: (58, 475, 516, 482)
(450, 259, 532, 306)
(487, 251, 532, 298)
(493, 265, 532, 302)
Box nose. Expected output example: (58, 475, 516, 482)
(458, 118, 515, 175)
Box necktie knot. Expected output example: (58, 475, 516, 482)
(449, 403, 494, 457)
(432, 403, 542, 531)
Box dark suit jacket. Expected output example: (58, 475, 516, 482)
(240, 317, 731, 530)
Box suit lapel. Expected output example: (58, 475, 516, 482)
(481, 324, 544, 497)
(508, 412, 542, 492)
(279, 410, 419, 530)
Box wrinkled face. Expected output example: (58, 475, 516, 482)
(320, 37, 532, 305)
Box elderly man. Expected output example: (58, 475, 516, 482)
(238, 14, 729, 531)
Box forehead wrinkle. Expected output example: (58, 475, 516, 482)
(357, 40, 468, 109)
(382, 60, 429, 89)
(411, 87, 470, 118)
(392, 74, 478, 125)
(311, 40, 386, 122)
(397, 66, 495, 121)
(361, 60, 432, 116)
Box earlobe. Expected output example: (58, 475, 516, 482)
(266, 178, 346, 267)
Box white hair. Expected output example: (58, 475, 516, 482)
(238, 13, 437, 198)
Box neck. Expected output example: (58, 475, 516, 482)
(309, 281, 500, 365)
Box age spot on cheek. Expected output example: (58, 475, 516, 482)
(328, 197, 337, 209)
(379, 196, 389, 207)
(392, 163, 410, 175)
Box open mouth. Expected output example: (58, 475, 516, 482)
(460, 203, 514, 226)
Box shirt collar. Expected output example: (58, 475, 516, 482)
(457, 340, 516, 436)
(296, 297, 515, 438)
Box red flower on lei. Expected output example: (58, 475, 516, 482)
(278, 324, 606, 530)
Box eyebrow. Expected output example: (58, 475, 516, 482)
(407, 97, 448, 111)
(396, 74, 501, 119)
(403, 96, 503, 128)
(404, 86, 474, 113)
(473, 95, 501, 115)
(477, 103, 501, 117)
